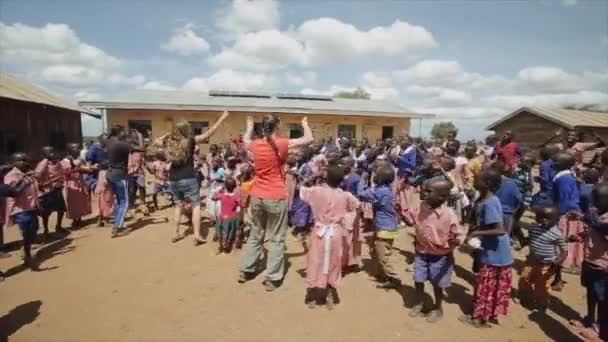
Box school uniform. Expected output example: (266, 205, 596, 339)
(553, 170, 585, 271)
(61, 158, 92, 220)
(473, 195, 513, 322)
(4, 168, 40, 244)
(358, 183, 399, 281)
(94, 170, 115, 219)
(412, 202, 461, 289)
(34, 158, 66, 216)
(531, 159, 555, 208)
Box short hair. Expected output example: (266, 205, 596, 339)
(225, 177, 237, 192)
(326, 165, 345, 188)
(481, 168, 502, 193)
(374, 165, 395, 186)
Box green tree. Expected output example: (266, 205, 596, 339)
(333, 87, 371, 100)
(430, 121, 458, 141)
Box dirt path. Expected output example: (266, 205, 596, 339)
(0, 207, 588, 342)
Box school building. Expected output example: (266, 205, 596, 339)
(80, 90, 433, 144)
(486, 106, 608, 158)
(0, 74, 98, 162)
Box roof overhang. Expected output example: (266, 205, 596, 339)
(79, 101, 435, 120)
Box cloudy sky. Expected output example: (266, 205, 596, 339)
(1, 0, 607, 139)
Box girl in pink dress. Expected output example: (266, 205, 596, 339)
(61, 143, 93, 228)
(300, 165, 359, 309)
(94, 162, 115, 227)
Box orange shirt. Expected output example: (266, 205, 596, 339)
(249, 138, 289, 200)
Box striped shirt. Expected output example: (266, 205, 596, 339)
(529, 224, 566, 263)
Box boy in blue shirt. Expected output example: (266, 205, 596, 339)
(532, 146, 558, 208)
(358, 165, 400, 289)
(552, 152, 583, 291)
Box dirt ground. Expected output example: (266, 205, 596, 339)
(0, 204, 590, 342)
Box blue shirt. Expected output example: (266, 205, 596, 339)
(86, 143, 108, 165)
(342, 173, 361, 196)
(477, 195, 513, 267)
(580, 183, 594, 213)
(495, 177, 522, 215)
(553, 172, 580, 215)
(538, 159, 555, 195)
(396, 147, 416, 177)
(357, 183, 398, 231)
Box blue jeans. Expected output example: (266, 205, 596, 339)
(108, 178, 129, 230)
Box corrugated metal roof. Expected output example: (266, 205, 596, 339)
(80, 89, 434, 119)
(486, 106, 608, 130)
(0, 73, 100, 117)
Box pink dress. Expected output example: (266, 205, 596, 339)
(34, 158, 65, 196)
(94, 170, 115, 218)
(300, 186, 359, 288)
(4, 168, 39, 224)
(61, 159, 92, 220)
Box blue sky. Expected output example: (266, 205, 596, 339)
(1, 0, 607, 139)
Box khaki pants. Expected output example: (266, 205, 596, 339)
(240, 196, 288, 282)
(374, 237, 398, 280)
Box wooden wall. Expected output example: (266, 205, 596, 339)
(0, 98, 83, 163)
(491, 110, 608, 156)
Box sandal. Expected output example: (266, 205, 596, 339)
(409, 304, 425, 318)
(263, 279, 278, 292)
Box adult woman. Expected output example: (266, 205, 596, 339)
(106, 125, 136, 238)
(493, 130, 522, 174)
(156, 110, 229, 245)
(239, 114, 313, 291)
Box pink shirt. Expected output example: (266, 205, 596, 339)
(217, 192, 240, 221)
(413, 202, 460, 256)
(34, 158, 65, 195)
(300, 186, 359, 226)
(128, 151, 144, 175)
(585, 212, 608, 271)
(4, 167, 39, 217)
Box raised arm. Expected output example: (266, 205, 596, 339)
(194, 110, 230, 144)
(243, 116, 254, 146)
(288, 117, 313, 149)
(538, 129, 562, 148)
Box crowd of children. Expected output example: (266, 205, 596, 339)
(0, 123, 607, 341)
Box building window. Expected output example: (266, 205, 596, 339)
(49, 131, 66, 151)
(382, 126, 394, 140)
(337, 125, 356, 140)
(288, 123, 303, 139)
(189, 121, 209, 135)
(128, 120, 152, 138)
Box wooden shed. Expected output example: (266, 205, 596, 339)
(0, 74, 99, 163)
(486, 106, 608, 155)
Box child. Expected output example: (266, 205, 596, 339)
(410, 178, 461, 323)
(531, 145, 558, 208)
(94, 161, 115, 227)
(61, 143, 93, 228)
(580, 168, 600, 214)
(148, 153, 173, 210)
(289, 149, 315, 242)
(358, 165, 400, 289)
(237, 164, 254, 249)
(213, 177, 240, 253)
(491, 162, 523, 250)
(517, 206, 566, 312)
(128, 138, 148, 215)
(340, 156, 363, 269)
(300, 165, 359, 309)
(4, 153, 40, 270)
(34, 146, 67, 238)
(552, 152, 585, 290)
(511, 156, 534, 250)
(206, 156, 225, 230)
(461, 168, 513, 328)
(577, 182, 608, 342)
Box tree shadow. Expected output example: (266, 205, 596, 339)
(528, 311, 583, 342)
(0, 300, 42, 341)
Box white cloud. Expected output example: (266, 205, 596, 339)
(285, 71, 317, 86)
(139, 81, 177, 91)
(298, 18, 436, 66)
(209, 30, 304, 71)
(394, 60, 465, 86)
(161, 24, 210, 56)
(301, 84, 399, 101)
(406, 85, 472, 106)
(217, 0, 279, 36)
(183, 69, 280, 92)
(362, 72, 393, 88)
(487, 90, 608, 109)
(208, 18, 436, 70)
(74, 91, 101, 101)
(0, 22, 143, 90)
(0, 22, 120, 69)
